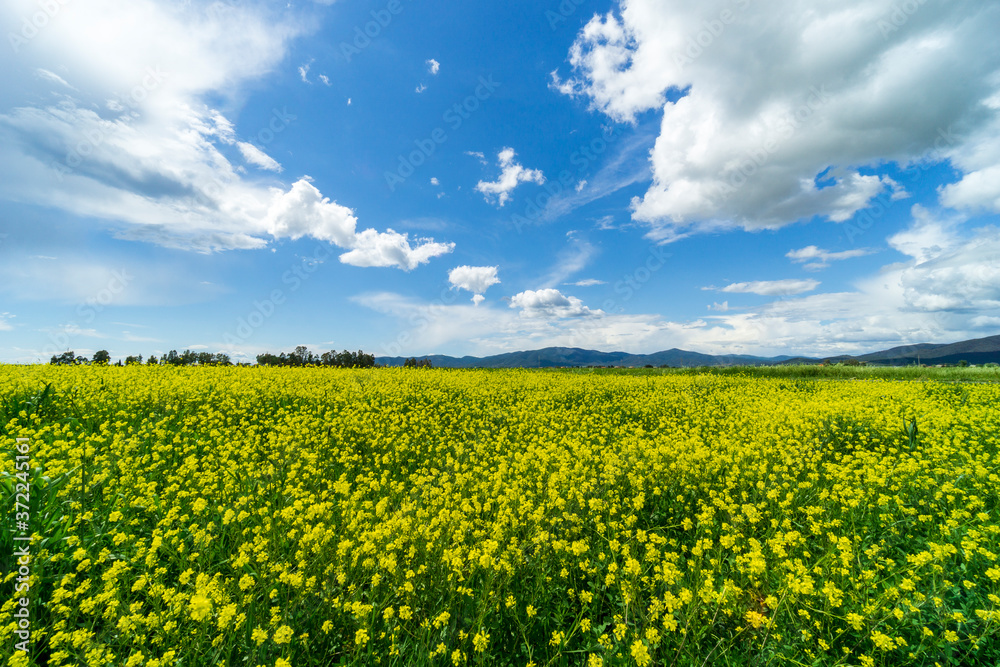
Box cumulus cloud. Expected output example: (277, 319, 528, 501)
(714, 280, 820, 297)
(0, 0, 454, 267)
(509, 288, 601, 318)
(475, 147, 545, 207)
(264, 179, 358, 246)
(786, 245, 876, 270)
(265, 180, 453, 270)
(237, 142, 282, 172)
(340, 228, 455, 270)
(448, 265, 500, 304)
(426, 59, 440, 75)
(554, 1, 1000, 238)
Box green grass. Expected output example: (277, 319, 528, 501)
(558, 364, 1000, 382)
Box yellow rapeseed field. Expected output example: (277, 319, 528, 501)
(1, 365, 999, 666)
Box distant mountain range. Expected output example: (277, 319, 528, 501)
(376, 334, 1000, 368)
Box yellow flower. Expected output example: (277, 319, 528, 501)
(274, 625, 294, 645)
(630, 640, 651, 667)
(189, 594, 212, 622)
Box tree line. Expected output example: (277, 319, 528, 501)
(255, 346, 375, 368)
(50, 349, 233, 366)
(48, 346, 397, 368)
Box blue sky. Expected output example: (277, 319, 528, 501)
(1, 0, 999, 363)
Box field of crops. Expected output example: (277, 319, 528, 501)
(2, 366, 1000, 667)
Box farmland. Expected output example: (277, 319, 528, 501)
(2, 366, 1000, 666)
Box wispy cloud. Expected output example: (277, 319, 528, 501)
(709, 279, 821, 296)
(786, 245, 876, 270)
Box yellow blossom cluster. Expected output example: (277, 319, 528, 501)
(1, 365, 999, 666)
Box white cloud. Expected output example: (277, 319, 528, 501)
(430, 177, 439, 186)
(509, 288, 601, 318)
(35, 68, 74, 89)
(264, 179, 358, 247)
(237, 142, 282, 172)
(555, 1, 1000, 238)
(0, 0, 454, 267)
(708, 301, 729, 312)
(265, 180, 453, 270)
(415, 83, 427, 94)
(715, 279, 820, 297)
(466, 151, 486, 164)
(786, 245, 876, 270)
(340, 228, 454, 270)
(475, 147, 545, 207)
(887, 205, 962, 264)
(448, 265, 500, 304)
(569, 278, 606, 287)
(426, 59, 440, 75)
(318, 74, 331, 86)
(298, 62, 311, 83)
